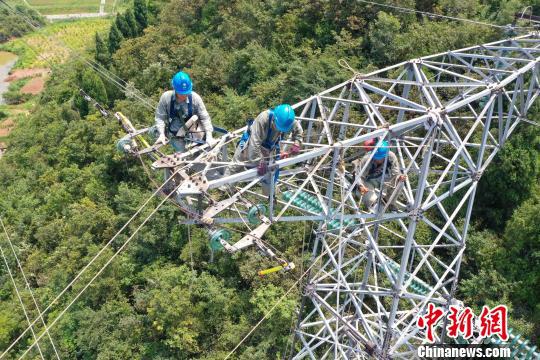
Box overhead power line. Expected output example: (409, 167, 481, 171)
(0, 162, 190, 359)
(357, 0, 532, 30)
(0, 244, 45, 359)
(0, 218, 61, 360)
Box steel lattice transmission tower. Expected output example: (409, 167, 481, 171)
(140, 33, 540, 359)
(288, 34, 540, 359)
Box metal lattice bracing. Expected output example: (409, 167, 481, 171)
(285, 33, 540, 359)
(123, 33, 540, 359)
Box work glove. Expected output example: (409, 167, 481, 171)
(205, 131, 215, 146)
(257, 160, 268, 176)
(155, 133, 167, 145)
(280, 143, 301, 159)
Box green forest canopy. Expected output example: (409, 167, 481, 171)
(0, 0, 539, 358)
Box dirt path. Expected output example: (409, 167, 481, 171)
(0, 52, 18, 105)
(5, 68, 50, 82)
(46, 12, 109, 20)
(5, 68, 49, 96)
(21, 77, 46, 95)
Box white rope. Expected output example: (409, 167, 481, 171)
(187, 221, 195, 293)
(282, 220, 308, 357)
(338, 58, 363, 78)
(0, 218, 61, 360)
(0, 244, 45, 359)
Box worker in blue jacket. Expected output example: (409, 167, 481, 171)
(153, 71, 214, 151)
(225, 104, 303, 194)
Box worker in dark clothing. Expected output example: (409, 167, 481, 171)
(353, 139, 406, 211)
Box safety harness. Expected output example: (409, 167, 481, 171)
(366, 158, 394, 180)
(238, 110, 282, 152)
(237, 111, 282, 185)
(167, 93, 193, 135)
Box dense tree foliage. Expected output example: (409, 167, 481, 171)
(94, 33, 110, 66)
(107, 22, 124, 55)
(474, 125, 540, 229)
(134, 0, 149, 33)
(0, 5, 44, 43)
(0, 0, 538, 358)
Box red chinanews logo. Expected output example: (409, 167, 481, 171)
(417, 303, 509, 343)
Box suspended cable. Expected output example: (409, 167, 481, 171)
(224, 230, 350, 359)
(187, 221, 195, 292)
(356, 0, 531, 30)
(282, 220, 310, 358)
(0, 163, 189, 359)
(0, 218, 61, 360)
(0, 244, 45, 359)
(14, 168, 197, 359)
(9, 169, 194, 359)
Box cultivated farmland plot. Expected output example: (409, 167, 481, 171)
(26, 0, 116, 15)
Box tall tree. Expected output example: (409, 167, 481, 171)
(368, 11, 401, 65)
(134, 0, 148, 33)
(502, 187, 540, 310)
(94, 32, 110, 66)
(115, 14, 133, 39)
(108, 22, 124, 55)
(75, 68, 108, 117)
(124, 9, 139, 37)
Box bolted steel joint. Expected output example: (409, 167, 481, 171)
(471, 170, 483, 181)
(304, 283, 315, 296)
(408, 207, 423, 221)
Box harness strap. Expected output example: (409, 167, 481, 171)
(261, 110, 281, 150)
(168, 93, 193, 135)
(366, 159, 393, 180)
(238, 111, 282, 151)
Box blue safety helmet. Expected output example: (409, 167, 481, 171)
(171, 71, 192, 95)
(273, 104, 295, 132)
(372, 140, 389, 160)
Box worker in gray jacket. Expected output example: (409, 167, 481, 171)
(352, 139, 406, 211)
(226, 104, 303, 194)
(153, 71, 213, 152)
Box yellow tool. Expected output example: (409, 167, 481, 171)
(116, 112, 152, 148)
(258, 262, 295, 277)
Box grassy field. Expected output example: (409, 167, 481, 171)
(26, 0, 128, 15)
(25, 0, 130, 15)
(28, 0, 101, 14)
(0, 18, 111, 69)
